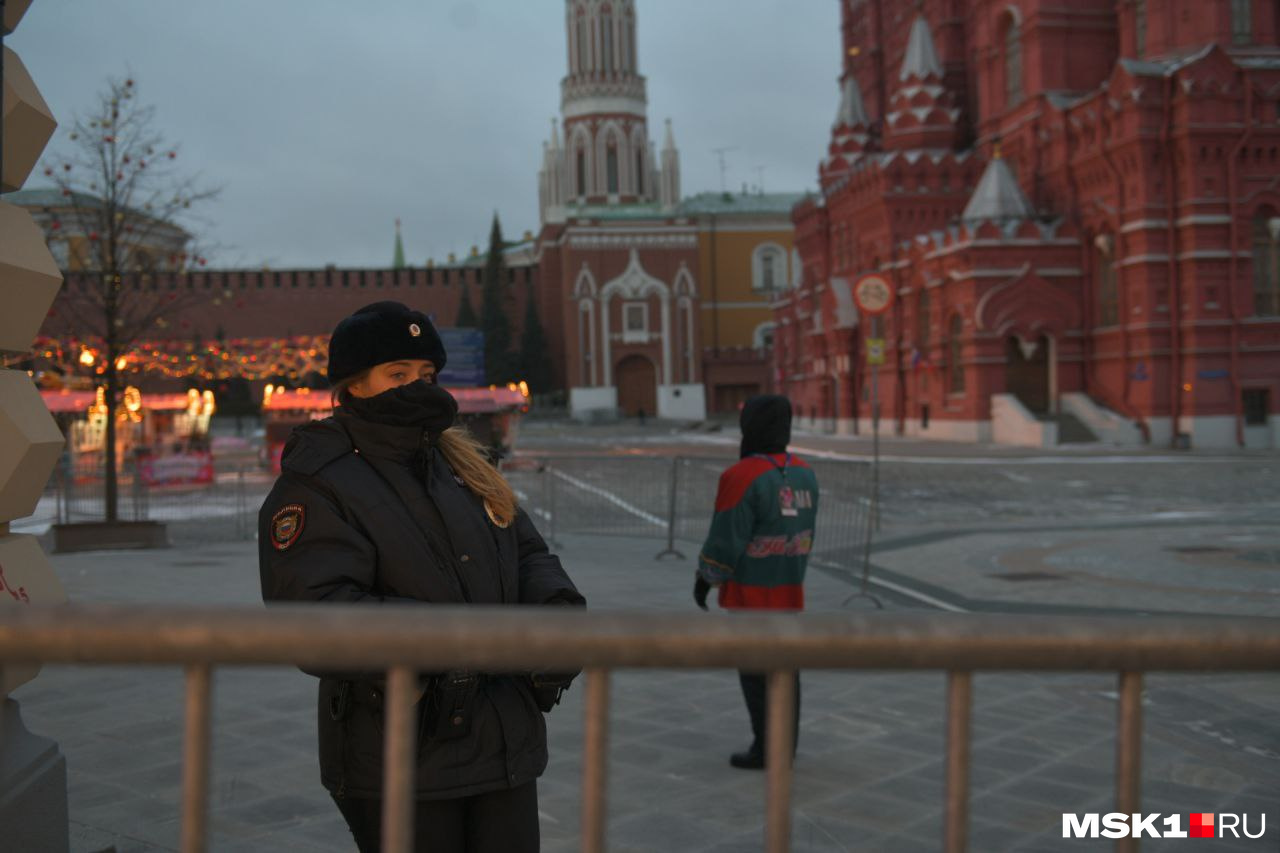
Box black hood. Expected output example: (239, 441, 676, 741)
(739, 395, 792, 459)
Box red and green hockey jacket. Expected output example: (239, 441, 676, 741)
(696, 452, 819, 610)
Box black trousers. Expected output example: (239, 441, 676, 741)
(739, 671, 801, 755)
(333, 782, 539, 853)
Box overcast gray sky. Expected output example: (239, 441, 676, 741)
(11, 1, 839, 269)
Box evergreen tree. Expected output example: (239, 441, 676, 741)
(455, 275, 479, 327)
(518, 280, 553, 393)
(480, 214, 514, 383)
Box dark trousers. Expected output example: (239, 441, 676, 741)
(739, 671, 801, 755)
(333, 782, 539, 853)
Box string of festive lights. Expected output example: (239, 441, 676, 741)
(4, 334, 331, 384)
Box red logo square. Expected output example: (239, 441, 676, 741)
(1190, 813, 1215, 838)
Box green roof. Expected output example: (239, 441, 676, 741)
(559, 190, 806, 222)
(561, 201, 667, 221)
(677, 191, 806, 216)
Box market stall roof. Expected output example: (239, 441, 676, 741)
(40, 389, 95, 413)
(41, 389, 211, 413)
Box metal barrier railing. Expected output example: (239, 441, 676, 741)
(502, 455, 876, 584)
(40, 458, 271, 541)
(33, 453, 872, 557)
(2, 606, 1277, 853)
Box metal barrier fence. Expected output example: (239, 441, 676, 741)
(1, 606, 1277, 853)
(31, 453, 870, 555)
(503, 454, 875, 575)
(34, 459, 272, 542)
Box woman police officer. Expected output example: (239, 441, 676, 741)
(259, 301, 584, 853)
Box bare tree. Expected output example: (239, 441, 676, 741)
(39, 74, 217, 522)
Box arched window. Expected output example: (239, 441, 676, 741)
(752, 243, 786, 292)
(576, 13, 588, 72)
(635, 149, 645, 196)
(948, 314, 965, 394)
(601, 10, 614, 71)
(1096, 235, 1119, 326)
(1232, 0, 1253, 45)
(753, 322, 777, 350)
(1002, 12, 1023, 108)
(1252, 211, 1280, 316)
(606, 143, 619, 194)
(576, 147, 587, 198)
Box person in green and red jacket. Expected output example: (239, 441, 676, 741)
(694, 395, 818, 769)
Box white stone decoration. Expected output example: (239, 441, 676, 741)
(0, 201, 63, 355)
(0, 370, 65, 522)
(0, 534, 67, 694)
(600, 249, 672, 386)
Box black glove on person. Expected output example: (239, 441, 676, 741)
(693, 576, 711, 610)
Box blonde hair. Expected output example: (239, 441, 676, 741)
(438, 426, 517, 526)
(329, 372, 517, 526)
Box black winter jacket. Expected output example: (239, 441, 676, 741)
(258, 414, 585, 800)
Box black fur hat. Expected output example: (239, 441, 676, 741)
(327, 301, 447, 384)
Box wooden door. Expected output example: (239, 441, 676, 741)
(615, 355, 657, 417)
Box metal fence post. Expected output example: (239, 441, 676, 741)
(235, 467, 248, 539)
(843, 465, 883, 609)
(180, 663, 213, 853)
(1115, 671, 1143, 853)
(764, 670, 797, 853)
(57, 457, 68, 525)
(130, 458, 142, 522)
(944, 671, 973, 853)
(581, 668, 612, 853)
(655, 456, 685, 560)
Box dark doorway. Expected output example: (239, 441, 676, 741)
(615, 355, 657, 417)
(1005, 335, 1051, 414)
(714, 383, 758, 414)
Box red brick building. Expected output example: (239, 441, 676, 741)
(780, 0, 1280, 448)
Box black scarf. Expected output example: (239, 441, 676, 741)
(338, 380, 458, 441)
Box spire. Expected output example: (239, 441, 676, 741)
(884, 13, 959, 151)
(821, 76, 874, 190)
(961, 153, 1035, 223)
(833, 75, 870, 129)
(549, 117, 560, 150)
(899, 15, 944, 81)
(660, 119, 680, 211)
(392, 218, 406, 270)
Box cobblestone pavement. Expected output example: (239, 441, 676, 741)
(10, 421, 1280, 851)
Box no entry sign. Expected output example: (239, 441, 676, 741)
(852, 273, 894, 316)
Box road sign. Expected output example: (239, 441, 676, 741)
(852, 273, 894, 316)
(866, 337, 886, 365)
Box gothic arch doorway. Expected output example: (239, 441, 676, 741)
(615, 354, 657, 417)
(1005, 335, 1051, 415)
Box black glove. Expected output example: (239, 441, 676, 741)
(529, 672, 576, 712)
(693, 576, 711, 611)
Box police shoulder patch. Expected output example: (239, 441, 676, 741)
(270, 504, 306, 551)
